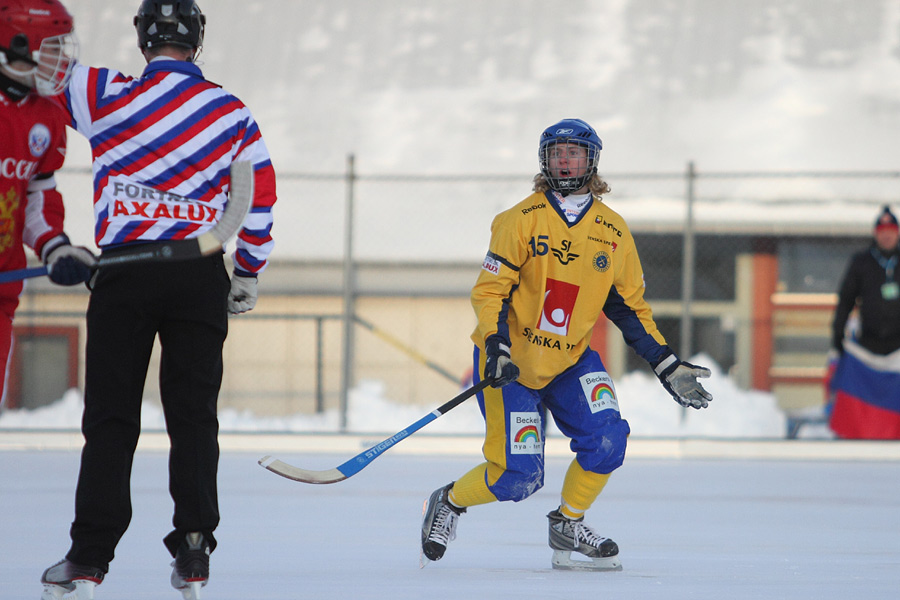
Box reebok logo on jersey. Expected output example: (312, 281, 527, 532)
(521, 203, 545, 215)
(537, 278, 579, 336)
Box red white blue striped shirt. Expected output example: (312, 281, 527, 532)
(61, 59, 276, 275)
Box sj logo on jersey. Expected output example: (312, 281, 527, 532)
(509, 412, 543, 454)
(579, 372, 620, 414)
(537, 278, 579, 336)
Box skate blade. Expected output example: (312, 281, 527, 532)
(419, 498, 430, 568)
(41, 580, 97, 600)
(179, 580, 203, 600)
(551, 550, 622, 572)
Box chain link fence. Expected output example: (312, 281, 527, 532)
(10, 164, 900, 423)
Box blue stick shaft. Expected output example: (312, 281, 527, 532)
(0, 266, 48, 284)
(336, 377, 493, 478)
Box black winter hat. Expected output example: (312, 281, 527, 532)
(875, 206, 899, 230)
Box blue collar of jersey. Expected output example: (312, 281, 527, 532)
(141, 59, 204, 79)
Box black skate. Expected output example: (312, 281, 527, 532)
(170, 532, 210, 600)
(40, 559, 105, 599)
(420, 482, 465, 566)
(547, 509, 622, 571)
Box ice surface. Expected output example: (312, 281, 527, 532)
(4, 449, 898, 599)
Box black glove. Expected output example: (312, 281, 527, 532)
(42, 234, 97, 286)
(484, 334, 519, 388)
(653, 351, 712, 409)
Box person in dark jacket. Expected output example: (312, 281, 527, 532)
(832, 205, 900, 356)
(828, 206, 900, 439)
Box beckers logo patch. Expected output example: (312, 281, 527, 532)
(579, 372, 619, 414)
(510, 411, 543, 454)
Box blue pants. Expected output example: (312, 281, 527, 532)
(474, 346, 630, 503)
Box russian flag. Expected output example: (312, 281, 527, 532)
(829, 340, 900, 439)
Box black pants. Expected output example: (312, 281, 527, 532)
(67, 253, 230, 571)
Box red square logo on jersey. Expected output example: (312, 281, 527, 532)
(537, 278, 580, 336)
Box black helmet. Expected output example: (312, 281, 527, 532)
(134, 0, 205, 58)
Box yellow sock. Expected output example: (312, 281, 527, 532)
(448, 462, 498, 508)
(559, 459, 610, 519)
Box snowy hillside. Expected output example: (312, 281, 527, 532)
(64, 1, 900, 173)
(55, 0, 900, 260)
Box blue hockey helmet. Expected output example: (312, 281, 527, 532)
(538, 119, 602, 193)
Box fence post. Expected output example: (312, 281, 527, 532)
(680, 161, 696, 360)
(339, 154, 357, 431)
(315, 316, 324, 413)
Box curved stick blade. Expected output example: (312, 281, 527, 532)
(258, 455, 347, 484)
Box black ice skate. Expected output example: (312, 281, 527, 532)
(547, 509, 622, 571)
(40, 559, 105, 599)
(170, 532, 210, 600)
(420, 482, 466, 566)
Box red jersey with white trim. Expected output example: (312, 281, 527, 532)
(0, 90, 68, 299)
(60, 60, 276, 274)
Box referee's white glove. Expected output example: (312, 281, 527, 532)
(227, 273, 258, 314)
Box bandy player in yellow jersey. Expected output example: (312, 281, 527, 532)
(421, 118, 713, 571)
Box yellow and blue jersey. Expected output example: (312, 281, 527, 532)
(471, 190, 669, 389)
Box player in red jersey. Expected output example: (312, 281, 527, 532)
(0, 0, 95, 407)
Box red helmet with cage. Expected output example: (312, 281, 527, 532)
(0, 0, 77, 96)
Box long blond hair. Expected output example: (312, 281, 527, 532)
(532, 173, 611, 197)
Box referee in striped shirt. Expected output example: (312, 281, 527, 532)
(41, 2, 277, 596)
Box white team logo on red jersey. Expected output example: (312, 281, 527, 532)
(28, 123, 51, 157)
(537, 278, 579, 336)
